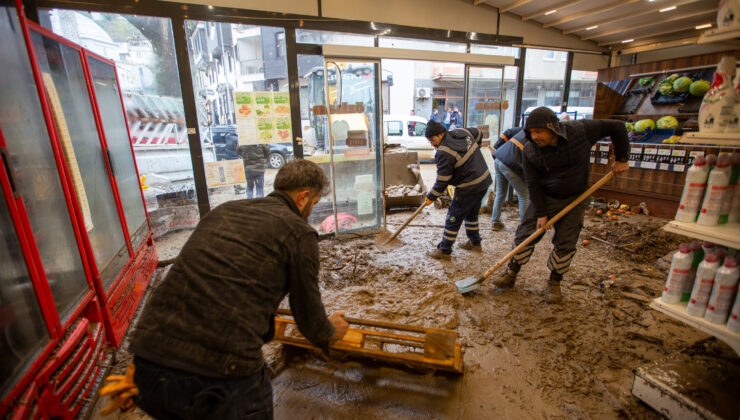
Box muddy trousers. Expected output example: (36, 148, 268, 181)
(438, 190, 487, 254)
(133, 356, 273, 420)
(509, 194, 588, 280)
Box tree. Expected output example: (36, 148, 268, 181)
(123, 16, 181, 97)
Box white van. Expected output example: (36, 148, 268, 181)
(383, 114, 435, 161)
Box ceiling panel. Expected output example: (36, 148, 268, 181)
(477, 0, 720, 50)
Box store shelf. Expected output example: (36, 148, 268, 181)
(663, 220, 740, 249)
(650, 298, 740, 355)
(698, 26, 740, 44)
(680, 132, 740, 146)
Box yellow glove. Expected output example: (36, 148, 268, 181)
(100, 363, 138, 416)
(425, 197, 434, 206)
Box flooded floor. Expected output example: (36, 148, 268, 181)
(90, 165, 736, 419)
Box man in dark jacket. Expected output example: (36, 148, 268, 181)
(129, 159, 348, 419)
(424, 120, 492, 260)
(238, 143, 271, 198)
(492, 107, 629, 303)
(490, 126, 528, 231)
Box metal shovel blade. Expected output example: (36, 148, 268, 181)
(456, 276, 483, 294)
(374, 229, 404, 251)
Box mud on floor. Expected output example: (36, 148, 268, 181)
(93, 204, 733, 420)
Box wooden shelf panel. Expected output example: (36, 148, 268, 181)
(663, 220, 740, 249)
(698, 26, 740, 44)
(650, 298, 740, 355)
(679, 132, 740, 146)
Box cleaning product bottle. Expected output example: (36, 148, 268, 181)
(686, 251, 720, 317)
(702, 241, 716, 256)
(700, 56, 736, 133)
(705, 256, 739, 324)
(727, 292, 740, 333)
(683, 241, 705, 301)
(662, 243, 693, 304)
(697, 155, 732, 225)
(719, 154, 739, 223)
(675, 156, 709, 222)
(729, 68, 740, 133)
(727, 153, 740, 223)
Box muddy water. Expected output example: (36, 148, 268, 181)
(90, 199, 733, 420)
(273, 204, 721, 419)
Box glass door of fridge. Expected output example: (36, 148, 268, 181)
(30, 30, 130, 291)
(85, 55, 149, 251)
(0, 3, 90, 323)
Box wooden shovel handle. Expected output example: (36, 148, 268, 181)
(384, 200, 429, 244)
(481, 171, 614, 280)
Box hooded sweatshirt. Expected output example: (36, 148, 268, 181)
(522, 110, 629, 217)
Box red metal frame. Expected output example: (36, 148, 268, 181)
(24, 19, 158, 347)
(79, 50, 135, 257)
(87, 48, 155, 231)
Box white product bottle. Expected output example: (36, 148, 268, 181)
(683, 241, 704, 301)
(675, 156, 709, 222)
(728, 68, 740, 133)
(697, 155, 732, 225)
(700, 56, 736, 133)
(686, 251, 720, 317)
(727, 292, 740, 332)
(705, 256, 739, 324)
(719, 154, 739, 223)
(662, 243, 693, 304)
(718, 0, 734, 28)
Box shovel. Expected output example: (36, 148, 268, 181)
(456, 171, 615, 294)
(375, 200, 430, 250)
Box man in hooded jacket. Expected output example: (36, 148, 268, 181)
(424, 120, 492, 260)
(492, 107, 630, 303)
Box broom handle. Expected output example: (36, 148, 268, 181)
(480, 171, 614, 280)
(384, 201, 429, 243)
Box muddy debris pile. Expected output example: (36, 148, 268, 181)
(584, 215, 687, 263)
(385, 184, 423, 198)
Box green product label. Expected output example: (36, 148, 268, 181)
(235, 92, 252, 104)
(255, 93, 271, 104)
(273, 92, 289, 104)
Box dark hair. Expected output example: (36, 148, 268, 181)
(274, 159, 329, 196)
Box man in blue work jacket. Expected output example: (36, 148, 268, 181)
(424, 120, 492, 260)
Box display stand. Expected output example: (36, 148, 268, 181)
(632, 220, 740, 419)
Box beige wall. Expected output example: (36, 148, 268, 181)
(573, 52, 609, 72)
(170, 0, 605, 52)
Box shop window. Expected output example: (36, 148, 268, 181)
(296, 29, 373, 46)
(567, 70, 597, 119)
(185, 21, 292, 210)
(470, 44, 520, 59)
(379, 36, 466, 52)
(39, 9, 196, 256)
(522, 48, 567, 119)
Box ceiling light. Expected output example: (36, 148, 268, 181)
(545, 9, 557, 15)
(695, 23, 712, 29)
(660, 6, 677, 12)
(586, 25, 598, 30)
(622, 39, 634, 43)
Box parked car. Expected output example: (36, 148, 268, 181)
(383, 114, 435, 161)
(211, 125, 293, 169)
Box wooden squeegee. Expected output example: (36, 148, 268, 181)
(274, 309, 464, 374)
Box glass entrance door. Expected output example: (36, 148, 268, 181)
(465, 66, 504, 143)
(321, 59, 383, 235)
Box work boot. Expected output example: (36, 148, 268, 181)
(546, 272, 563, 304)
(492, 262, 520, 289)
(458, 241, 482, 252)
(491, 221, 505, 231)
(426, 247, 452, 261)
